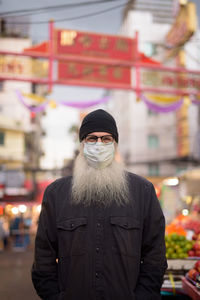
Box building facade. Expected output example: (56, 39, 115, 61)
(0, 35, 47, 204)
(110, 6, 200, 179)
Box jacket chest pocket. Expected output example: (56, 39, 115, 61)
(110, 216, 140, 257)
(57, 217, 87, 257)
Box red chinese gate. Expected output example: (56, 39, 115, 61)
(0, 21, 200, 98)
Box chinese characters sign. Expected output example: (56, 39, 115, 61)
(165, 3, 197, 48)
(58, 61, 131, 86)
(54, 29, 135, 61)
(165, 3, 197, 59)
(139, 68, 200, 94)
(176, 102, 190, 157)
(0, 55, 48, 79)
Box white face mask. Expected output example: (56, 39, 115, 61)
(83, 142, 115, 169)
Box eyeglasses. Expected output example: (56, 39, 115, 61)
(85, 135, 114, 144)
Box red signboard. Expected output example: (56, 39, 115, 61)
(58, 61, 131, 86)
(1, 21, 200, 97)
(54, 29, 135, 62)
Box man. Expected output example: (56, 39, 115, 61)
(32, 109, 167, 300)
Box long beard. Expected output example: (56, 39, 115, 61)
(71, 151, 129, 206)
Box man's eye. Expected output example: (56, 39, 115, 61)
(103, 138, 110, 142)
(86, 136, 96, 142)
(102, 137, 113, 143)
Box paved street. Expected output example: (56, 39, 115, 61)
(0, 250, 40, 300)
(0, 249, 194, 300)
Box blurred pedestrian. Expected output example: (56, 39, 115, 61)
(10, 216, 24, 250)
(32, 109, 167, 300)
(1, 215, 10, 250)
(0, 218, 5, 251)
(23, 217, 31, 249)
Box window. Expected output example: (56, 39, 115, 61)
(148, 109, 158, 116)
(176, 166, 186, 175)
(148, 134, 159, 149)
(143, 42, 157, 57)
(0, 81, 3, 91)
(148, 164, 159, 176)
(0, 131, 5, 145)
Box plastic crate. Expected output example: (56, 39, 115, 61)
(182, 277, 200, 300)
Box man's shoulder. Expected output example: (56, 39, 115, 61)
(45, 176, 72, 194)
(126, 171, 153, 189)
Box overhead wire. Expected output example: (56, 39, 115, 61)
(0, 0, 125, 17)
(1, 1, 127, 25)
(2, 2, 200, 63)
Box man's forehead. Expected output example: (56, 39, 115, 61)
(87, 132, 111, 136)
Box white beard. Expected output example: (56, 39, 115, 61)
(71, 149, 129, 206)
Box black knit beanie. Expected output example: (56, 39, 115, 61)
(79, 109, 118, 143)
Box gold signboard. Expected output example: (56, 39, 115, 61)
(165, 2, 197, 58)
(176, 100, 190, 157)
(0, 55, 48, 78)
(140, 68, 200, 94)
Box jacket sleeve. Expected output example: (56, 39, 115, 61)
(135, 183, 167, 300)
(31, 186, 60, 300)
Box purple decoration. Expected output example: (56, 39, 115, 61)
(192, 100, 200, 105)
(140, 94, 184, 113)
(16, 90, 110, 112)
(59, 97, 109, 108)
(15, 90, 49, 113)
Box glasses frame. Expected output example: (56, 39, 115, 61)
(84, 134, 114, 145)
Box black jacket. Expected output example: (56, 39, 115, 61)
(32, 172, 167, 300)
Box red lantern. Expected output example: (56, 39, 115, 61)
(155, 186, 161, 198)
(30, 111, 36, 119)
(0, 206, 3, 215)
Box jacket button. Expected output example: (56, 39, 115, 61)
(97, 222, 101, 227)
(71, 223, 74, 228)
(96, 247, 100, 252)
(95, 272, 99, 278)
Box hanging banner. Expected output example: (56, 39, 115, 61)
(138, 68, 200, 95)
(140, 94, 183, 113)
(15, 90, 110, 111)
(16, 89, 200, 114)
(16, 90, 49, 113)
(0, 55, 48, 79)
(165, 2, 197, 47)
(58, 61, 131, 86)
(54, 29, 135, 61)
(165, 2, 197, 58)
(176, 101, 190, 157)
(146, 94, 182, 103)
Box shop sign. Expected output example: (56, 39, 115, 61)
(54, 29, 135, 62)
(165, 2, 197, 48)
(0, 55, 48, 79)
(176, 102, 190, 157)
(139, 68, 200, 94)
(58, 61, 131, 86)
(0, 170, 32, 203)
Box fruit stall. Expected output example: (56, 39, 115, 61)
(182, 260, 200, 300)
(162, 212, 200, 299)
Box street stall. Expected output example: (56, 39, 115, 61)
(182, 260, 200, 300)
(161, 168, 200, 299)
(162, 229, 200, 298)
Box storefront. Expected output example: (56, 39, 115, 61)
(160, 168, 200, 299)
(0, 179, 52, 251)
